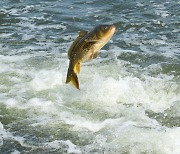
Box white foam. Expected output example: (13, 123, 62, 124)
(78, 71, 179, 112)
(29, 69, 63, 91)
(8, 8, 20, 15)
(0, 54, 31, 63)
(22, 34, 35, 41)
(0, 122, 6, 146)
(0, 43, 179, 153)
(60, 111, 122, 132)
(25, 98, 57, 113)
(0, 1, 179, 153)
(37, 24, 67, 30)
(10, 150, 21, 154)
(0, 33, 13, 38)
(59, 106, 161, 133)
(83, 125, 180, 154)
(44, 140, 81, 154)
(154, 6, 169, 18)
(5, 98, 19, 108)
(0, 122, 25, 148)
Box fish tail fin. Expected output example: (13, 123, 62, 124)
(66, 66, 80, 90)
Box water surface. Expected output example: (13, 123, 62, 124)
(0, 0, 180, 153)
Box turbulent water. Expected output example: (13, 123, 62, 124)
(0, 0, 180, 153)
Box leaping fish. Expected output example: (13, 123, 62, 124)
(66, 24, 116, 89)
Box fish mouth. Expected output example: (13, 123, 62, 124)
(107, 25, 116, 37)
(109, 25, 116, 33)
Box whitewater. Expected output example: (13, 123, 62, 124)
(0, 0, 179, 153)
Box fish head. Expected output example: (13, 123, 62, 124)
(94, 24, 116, 41)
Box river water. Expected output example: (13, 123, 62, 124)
(0, 0, 180, 153)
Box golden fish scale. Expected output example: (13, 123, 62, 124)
(71, 41, 96, 65)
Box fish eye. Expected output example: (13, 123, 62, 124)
(104, 27, 108, 30)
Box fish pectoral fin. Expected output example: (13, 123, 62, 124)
(88, 51, 99, 61)
(75, 63, 81, 74)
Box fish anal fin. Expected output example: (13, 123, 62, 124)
(76, 63, 81, 74)
(74, 63, 81, 74)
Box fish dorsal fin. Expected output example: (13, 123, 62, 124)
(67, 31, 88, 59)
(79, 30, 88, 36)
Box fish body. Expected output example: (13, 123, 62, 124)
(66, 24, 116, 89)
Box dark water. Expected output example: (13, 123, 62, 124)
(0, 0, 180, 153)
